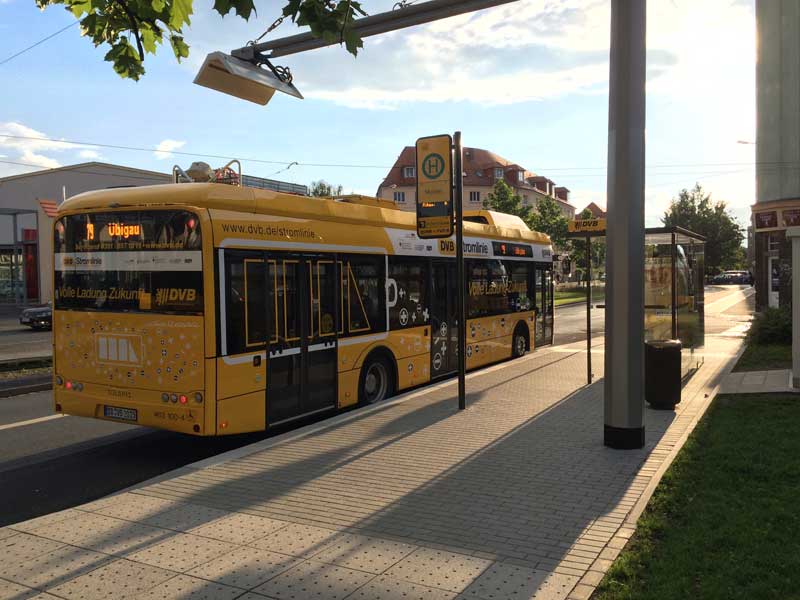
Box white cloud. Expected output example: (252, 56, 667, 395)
(186, 0, 752, 111)
(154, 139, 186, 160)
(0, 121, 92, 170)
(78, 149, 101, 159)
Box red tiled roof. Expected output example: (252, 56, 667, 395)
(377, 146, 575, 209)
(583, 202, 606, 218)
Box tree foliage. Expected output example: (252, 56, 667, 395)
(39, 0, 365, 80)
(569, 207, 606, 277)
(309, 179, 343, 197)
(482, 179, 532, 224)
(662, 183, 745, 274)
(529, 194, 569, 250)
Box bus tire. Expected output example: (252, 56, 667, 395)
(512, 323, 529, 358)
(358, 352, 395, 405)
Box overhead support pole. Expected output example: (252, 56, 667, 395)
(455, 132, 466, 411)
(234, 0, 519, 59)
(604, 0, 646, 449)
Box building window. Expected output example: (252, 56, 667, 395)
(403, 166, 415, 178)
(393, 191, 406, 203)
(494, 167, 503, 179)
(476, 170, 483, 177)
(517, 170, 524, 183)
(469, 191, 480, 204)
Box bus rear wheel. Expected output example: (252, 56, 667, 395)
(513, 327, 528, 358)
(359, 356, 394, 405)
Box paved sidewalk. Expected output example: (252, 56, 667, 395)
(719, 369, 796, 394)
(1, 336, 742, 600)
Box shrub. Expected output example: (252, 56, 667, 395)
(747, 307, 792, 345)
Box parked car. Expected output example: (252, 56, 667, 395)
(20, 303, 52, 330)
(711, 270, 752, 285)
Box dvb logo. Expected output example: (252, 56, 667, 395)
(439, 240, 456, 255)
(96, 334, 142, 365)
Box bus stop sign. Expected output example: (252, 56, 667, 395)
(416, 135, 454, 239)
(568, 218, 607, 234)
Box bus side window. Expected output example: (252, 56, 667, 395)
(388, 257, 428, 329)
(244, 259, 267, 347)
(345, 255, 386, 335)
(226, 257, 245, 355)
(316, 261, 337, 337)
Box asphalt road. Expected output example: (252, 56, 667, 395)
(0, 287, 749, 527)
(0, 327, 52, 361)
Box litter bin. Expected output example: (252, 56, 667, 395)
(645, 339, 682, 409)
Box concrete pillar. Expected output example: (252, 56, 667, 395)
(604, 0, 646, 449)
(787, 227, 800, 387)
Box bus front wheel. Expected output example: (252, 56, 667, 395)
(359, 355, 395, 405)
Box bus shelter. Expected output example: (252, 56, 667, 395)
(567, 225, 705, 381)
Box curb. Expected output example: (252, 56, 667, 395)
(0, 379, 52, 398)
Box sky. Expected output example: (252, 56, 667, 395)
(0, 0, 756, 227)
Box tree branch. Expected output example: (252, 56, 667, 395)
(113, 0, 145, 60)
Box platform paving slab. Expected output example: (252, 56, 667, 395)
(1, 332, 742, 600)
(719, 369, 795, 394)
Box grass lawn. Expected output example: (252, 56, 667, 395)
(593, 394, 800, 600)
(733, 342, 791, 372)
(554, 288, 606, 307)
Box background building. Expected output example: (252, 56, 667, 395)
(376, 146, 576, 219)
(752, 0, 800, 310)
(0, 161, 308, 305)
(0, 162, 170, 306)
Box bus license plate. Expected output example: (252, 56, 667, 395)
(104, 406, 137, 421)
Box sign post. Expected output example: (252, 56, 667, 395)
(415, 133, 465, 410)
(454, 132, 465, 411)
(569, 218, 606, 387)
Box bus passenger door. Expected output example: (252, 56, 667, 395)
(536, 266, 554, 346)
(267, 255, 337, 424)
(216, 251, 268, 434)
(430, 260, 458, 377)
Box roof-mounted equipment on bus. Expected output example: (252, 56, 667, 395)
(173, 160, 242, 186)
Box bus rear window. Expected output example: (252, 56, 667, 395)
(54, 210, 203, 314)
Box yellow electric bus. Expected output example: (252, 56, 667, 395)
(52, 180, 554, 435)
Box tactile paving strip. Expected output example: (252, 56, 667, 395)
(47, 558, 176, 600)
(8, 509, 82, 534)
(188, 513, 289, 545)
(0, 532, 65, 563)
(125, 533, 237, 573)
(0, 544, 111, 589)
(187, 545, 303, 590)
(312, 533, 418, 574)
(249, 523, 340, 558)
(459, 562, 570, 599)
(348, 575, 458, 600)
(94, 495, 181, 523)
(251, 559, 374, 600)
(29, 512, 170, 556)
(142, 505, 229, 532)
(133, 574, 244, 600)
(385, 549, 493, 593)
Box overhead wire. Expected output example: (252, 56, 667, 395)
(0, 133, 791, 174)
(0, 21, 79, 67)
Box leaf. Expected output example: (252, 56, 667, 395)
(104, 37, 145, 79)
(151, 0, 165, 12)
(141, 27, 157, 53)
(169, 34, 189, 60)
(212, 0, 255, 19)
(168, 0, 192, 30)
